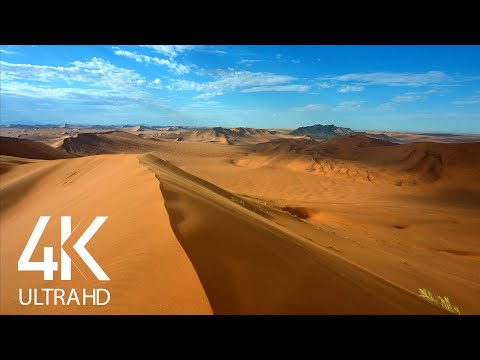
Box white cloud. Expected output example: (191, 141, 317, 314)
(275, 53, 301, 64)
(289, 101, 365, 112)
(241, 84, 310, 93)
(377, 89, 438, 110)
(113, 49, 190, 74)
(239, 59, 262, 66)
(0, 81, 150, 106)
(207, 49, 227, 55)
(289, 103, 330, 112)
(1, 58, 147, 89)
(320, 71, 448, 86)
(412, 88, 444, 95)
(240, 59, 262, 64)
(391, 94, 422, 102)
(194, 92, 224, 100)
(140, 45, 196, 58)
(335, 100, 365, 111)
(182, 100, 223, 110)
(170, 69, 301, 97)
(148, 78, 163, 89)
(316, 82, 334, 89)
(338, 84, 365, 93)
(376, 102, 398, 111)
(114, 49, 144, 62)
(0, 57, 160, 108)
(0, 49, 16, 54)
(451, 95, 480, 104)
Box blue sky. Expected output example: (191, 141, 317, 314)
(1, 45, 479, 132)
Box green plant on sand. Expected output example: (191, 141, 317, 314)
(418, 288, 461, 315)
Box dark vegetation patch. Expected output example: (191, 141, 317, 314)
(281, 206, 311, 220)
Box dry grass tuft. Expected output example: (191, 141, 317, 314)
(418, 288, 461, 315)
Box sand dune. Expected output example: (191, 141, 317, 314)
(236, 135, 480, 186)
(186, 127, 278, 145)
(1, 128, 478, 314)
(0, 154, 212, 314)
(139, 153, 443, 314)
(0, 155, 42, 175)
(138, 138, 479, 314)
(0, 126, 115, 146)
(60, 131, 166, 156)
(123, 125, 157, 132)
(367, 131, 480, 144)
(0, 136, 76, 160)
(0, 148, 445, 314)
(47, 137, 70, 149)
(193, 127, 276, 138)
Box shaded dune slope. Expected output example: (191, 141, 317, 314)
(189, 127, 277, 145)
(0, 136, 76, 160)
(237, 135, 480, 185)
(140, 152, 444, 314)
(0, 155, 42, 175)
(61, 131, 165, 156)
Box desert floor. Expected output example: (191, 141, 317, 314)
(1, 128, 478, 314)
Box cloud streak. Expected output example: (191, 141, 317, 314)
(338, 84, 364, 93)
(315, 82, 334, 89)
(377, 88, 442, 110)
(451, 94, 480, 104)
(320, 71, 448, 87)
(194, 92, 224, 100)
(113, 49, 190, 74)
(242, 84, 310, 93)
(239, 59, 263, 66)
(391, 94, 422, 102)
(0, 57, 156, 107)
(289, 103, 330, 112)
(1, 58, 147, 89)
(289, 101, 365, 112)
(140, 45, 196, 58)
(170, 69, 306, 97)
(0, 81, 153, 106)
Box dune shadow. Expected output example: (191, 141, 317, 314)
(393, 187, 480, 210)
(438, 249, 480, 257)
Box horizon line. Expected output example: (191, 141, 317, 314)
(1, 123, 479, 135)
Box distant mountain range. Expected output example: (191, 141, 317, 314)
(290, 124, 355, 139)
(0, 123, 119, 129)
(290, 124, 399, 142)
(1, 122, 399, 142)
(194, 127, 277, 138)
